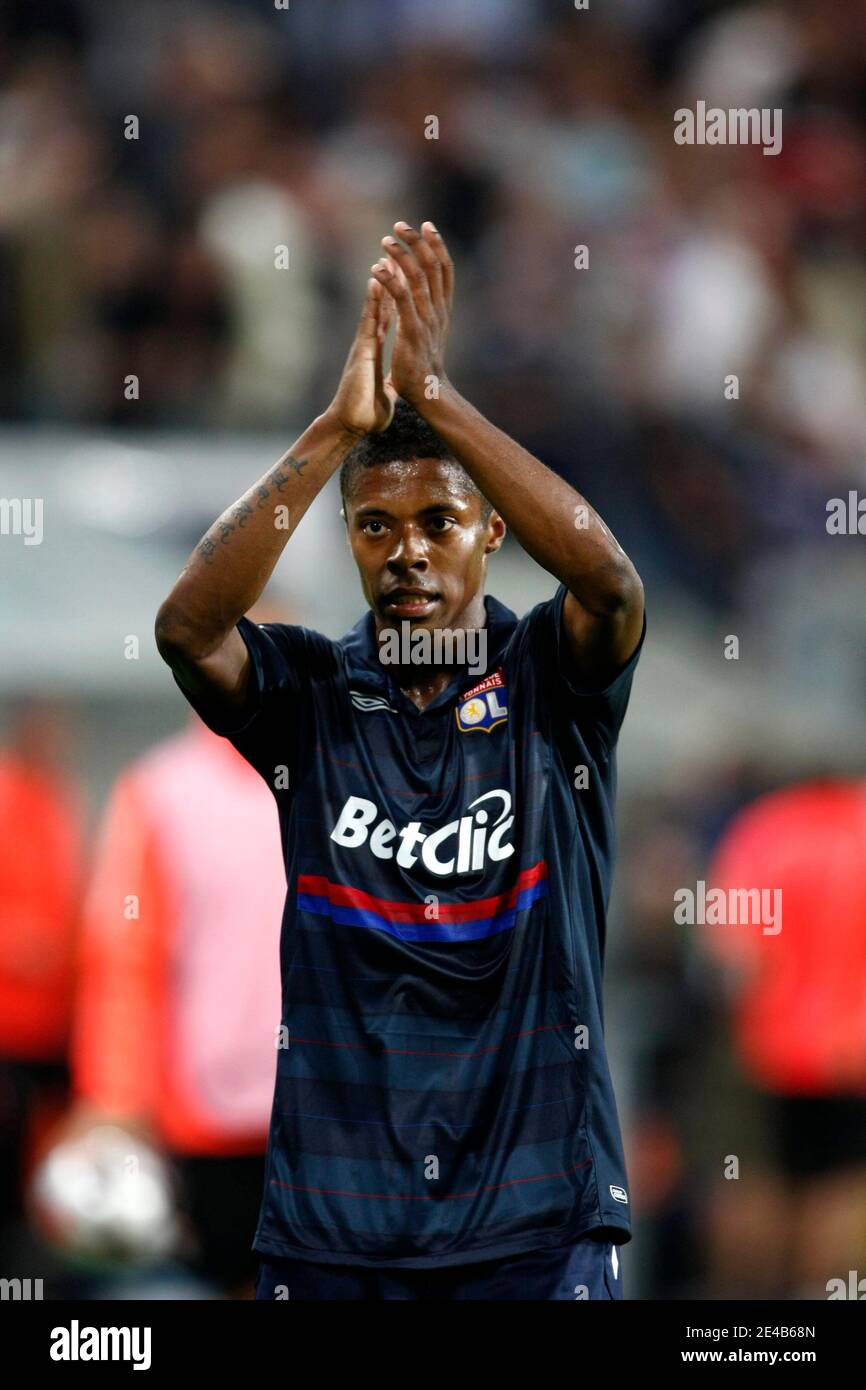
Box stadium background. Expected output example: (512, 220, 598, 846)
(2, 0, 866, 1299)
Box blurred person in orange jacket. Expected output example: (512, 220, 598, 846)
(36, 605, 288, 1297)
(0, 699, 83, 1261)
(703, 779, 866, 1298)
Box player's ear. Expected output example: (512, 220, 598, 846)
(484, 511, 506, 555)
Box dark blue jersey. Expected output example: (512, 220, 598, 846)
(173, 584, 645, 1268)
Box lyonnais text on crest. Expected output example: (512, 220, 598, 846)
(460, 666, 505, 701)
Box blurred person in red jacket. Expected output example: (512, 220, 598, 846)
(0, 699, 83, 1263)
(703, 779, 866, 1298)
(35, 610, 288, 1297)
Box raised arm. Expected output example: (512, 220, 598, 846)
(154, 279, 395, 714)
(371, 223, 644, 686)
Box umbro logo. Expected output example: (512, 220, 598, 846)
(349, 690, 395, 713)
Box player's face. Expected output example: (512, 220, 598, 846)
(346, 458, 504, 632)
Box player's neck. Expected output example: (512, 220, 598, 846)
(395, 668, 459, 711)
(381, 591, 489, 711)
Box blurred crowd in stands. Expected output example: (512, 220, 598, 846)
(2, 0, 866, 611)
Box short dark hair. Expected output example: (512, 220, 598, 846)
(339, 398, 491, 519)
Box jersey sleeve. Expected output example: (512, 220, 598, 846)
(170, 617, 334, 791)
(504, 582, 646, 755)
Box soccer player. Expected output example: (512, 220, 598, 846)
(155, 222, 645, 1301)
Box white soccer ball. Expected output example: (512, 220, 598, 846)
(28, 1125, 182, 1262)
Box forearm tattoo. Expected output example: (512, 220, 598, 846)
(196, 456, 308, 563)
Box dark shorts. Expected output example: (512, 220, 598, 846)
(765, 1092, 866, 1180)
(173, 1152, 265, 1290)
(255, 1232, 624, 1301)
